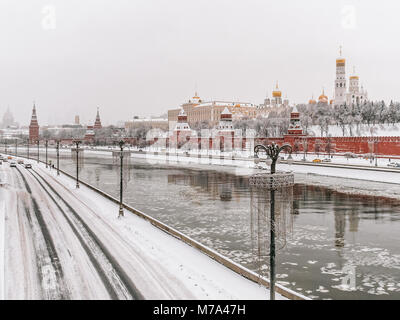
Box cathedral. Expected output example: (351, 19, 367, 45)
(308, 48, 369, 107)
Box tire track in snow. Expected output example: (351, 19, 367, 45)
(28, 168, 143, 300)
(14, 167, 69, 299)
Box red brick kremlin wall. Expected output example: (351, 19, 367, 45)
(255, 136, 400, 156)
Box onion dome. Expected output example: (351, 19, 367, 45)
(308, 94, 317, 105)
(272, 82, 282, 98)
(318, 89, 328, 103)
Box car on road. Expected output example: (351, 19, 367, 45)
(322, 158, 332, 162)
(313, 159, 322, 163)
(18, 159, 24, 164)
(7, 156, 12, 160)
(10, 161, 17, 168)
(24, 163, 32, 169)
(387, 162, 400, 168)
(3, 158, 8, 162)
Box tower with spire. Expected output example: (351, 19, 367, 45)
(29, 103, 39, 143)
(94, 107, 102, 129)
(334, 46, 347, 106)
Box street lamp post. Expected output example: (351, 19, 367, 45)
(74, 140, 81, 188)
(15, 139, 18, 156)
(375, 140, 378, 167)
(37, 140, 39, 163)
(27, 139, 30, 159)
(302, 137, 307, 162)
(56, 140, 60, 176)
(118, 140, 125, 218)
(254, 143, 293, 301)
(45, 140, 48, 168)
(4, 139, 7, 154)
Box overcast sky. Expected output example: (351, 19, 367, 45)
(1, 0, 400, 126)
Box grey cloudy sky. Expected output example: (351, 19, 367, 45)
(1, 0, 400, 126)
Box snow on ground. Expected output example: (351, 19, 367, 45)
(38, 164, 287, 300)
(1, 159, 292, 300)
(0, 189, 4, 300)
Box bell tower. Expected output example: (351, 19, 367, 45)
(334, 46, 347, 106)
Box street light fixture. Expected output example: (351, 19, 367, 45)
(118, 139, 125, 218)
(45, 140, 48, 168)
(15, 139, 18, 156)
(37, 139, 40, 163)
(73, 140, 82, 188)
(253, 142, 293, 301)
(27, 139, 30, 159)
(56, 140, 60, 176)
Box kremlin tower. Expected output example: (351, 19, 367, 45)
(94, 107, 102, 129)
(29, 103, 39, 143)
(286, 105, 304, 135)
(172, 108, 193, 149)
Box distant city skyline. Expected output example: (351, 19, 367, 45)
(1, 0, 400, 126)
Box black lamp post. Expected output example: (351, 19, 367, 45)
(74, 140, 82, 188)
(302, 137, 307, 162)
(37, 140, 40, 163)
(27, 139, 30, 160)
(15, 139, 18, 156)
(118, 140, 125, 218)
(56, 140, 60, 176)
(4, 139, 7, 154)
(254, 142, 292, 300)
(45, 140, 48, 168)
(374, 140, 378, 167)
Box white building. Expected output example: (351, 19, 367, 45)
(333, 48, 368, 106)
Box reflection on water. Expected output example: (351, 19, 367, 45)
(33, 151, 400, 299)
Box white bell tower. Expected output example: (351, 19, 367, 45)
(334, 46, 347, 106)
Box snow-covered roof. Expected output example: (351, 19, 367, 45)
(132, 118, 167, 122)
(194, 101, 254, 108)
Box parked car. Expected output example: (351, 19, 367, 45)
(3, 158, 8, 162)
(10, 161, 17, 168)
(18, 159, 24, 164)
(387, 162, 400, 168)
(25, 163, 32, 169)
(322, 158, 332, 162)
(7, 156, 12, 160)
(313, 159, 322, 163)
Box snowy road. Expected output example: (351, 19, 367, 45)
(0, 164, 141, 299)
(0, 161, 290, 300)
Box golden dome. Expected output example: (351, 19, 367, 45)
(272, 82, 282, 98)
(309, 94, 317, 104)
(318, 89, 328, 103)
(350, 76, 359, 80)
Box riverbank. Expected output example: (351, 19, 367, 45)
(128, 151, 400, 200)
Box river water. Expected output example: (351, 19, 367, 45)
(23, 149, 400, 299)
